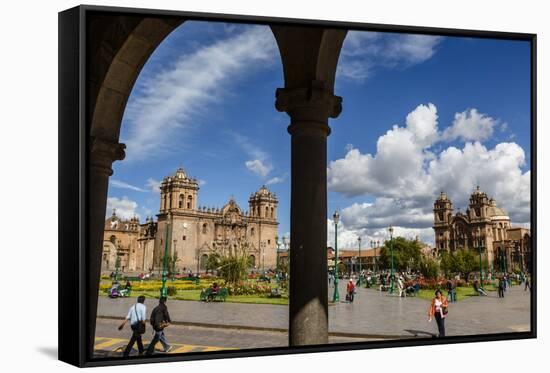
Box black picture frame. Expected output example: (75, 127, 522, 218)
(59, 4, 537, 368)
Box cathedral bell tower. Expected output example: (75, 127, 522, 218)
(159, 168, 199, 213)
(433, 191, 453, 253)
(248, 185, 278, 221)
(468, 185, 491, 223)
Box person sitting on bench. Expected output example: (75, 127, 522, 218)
(207, 282, 220, 302)
(473, 280, 488, 296)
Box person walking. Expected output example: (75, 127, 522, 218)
(346, 279, 356, 302)
(498, 276, 505, 298)
(428, 289, 448, 338)
(524, 275, 531, 291)
(119, 295, 147, 357)
(446, 279, 456, 303)
(145, 297, 173, 355)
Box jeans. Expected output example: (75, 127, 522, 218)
(123, 324, 144, 357)
(435, 313, 445, 337)
(146, 330, 170, 355)
(447, 290, 456, 302)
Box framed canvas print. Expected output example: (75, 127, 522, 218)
(58, 4, 536, 367)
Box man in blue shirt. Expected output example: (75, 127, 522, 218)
(119, 295, 147, 357)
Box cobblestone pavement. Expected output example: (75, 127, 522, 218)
(97, 284, 530, 340)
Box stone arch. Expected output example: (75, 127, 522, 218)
(200, 254, 209, 271)
(178, 194, 184, 208)
(248, 255, 256, 268)
(86, 16, 349, 354)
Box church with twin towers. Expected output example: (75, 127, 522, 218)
(101, 167, 279, 274)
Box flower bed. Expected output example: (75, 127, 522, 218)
(223, 281, 273, 296)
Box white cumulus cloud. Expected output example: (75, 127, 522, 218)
(106, 196, 140, 220)
(327, 103, 530, 232)
(442, 108, 498, 142)
(245, 159, 273, 178)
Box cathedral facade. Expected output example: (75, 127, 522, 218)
(102, 168, 279, 274)
(433, 186, 531, 272)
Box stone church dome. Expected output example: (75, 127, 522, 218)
(487, 205, 509, 220)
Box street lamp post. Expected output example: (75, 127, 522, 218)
(388, 226, 395, 294)
(172, 239, 177, 281)
(160, 214, 171, 298)
(357, 237, 362, 286)
(275, 236, 280, 273)
(475, 227, 485, 289)
(332, 211, 340, 303)
(114, 254, 121, 282)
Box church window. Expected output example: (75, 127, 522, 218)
(202, 223, 207, 234)
(268, 239, 271, 245)
(265, 206, 269, 217)
(187, 195, 192, 209)
(438, 212, 443, 221)
(110, 235, 117, 244)
(271, 207, 274, 218)
(179, 194, 184, 208)
(182, 235, 186, 241)
(251, 227, 255, 236)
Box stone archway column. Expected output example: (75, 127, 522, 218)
(87, 136, 125, 358)
(276, 80, 342, 346)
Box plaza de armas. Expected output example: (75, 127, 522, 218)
(103, 179, 531, 310)
(95, 178, 532, 358)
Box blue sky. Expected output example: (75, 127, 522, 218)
(106, 21, 531, 248)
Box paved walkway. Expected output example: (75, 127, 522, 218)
(97, 284, 530, 339)
(94, 318, 371, 357)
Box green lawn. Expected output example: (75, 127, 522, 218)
(416, 284, 497, 302)
(100, 289, 289, 305)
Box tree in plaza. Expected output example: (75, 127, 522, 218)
(420, 256, 440, 279)
(205, 252, 221, 274)
(217, 241, 251, 284)
(336, 262, 347, 277)
(440, 249, 478, 280)
(378, 237, 423, 272)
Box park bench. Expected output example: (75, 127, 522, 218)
(176, 275, 200, 284)
(200, 287, 228, 302)
(123, 276, 142, 282)
(258, 275, 271, 283)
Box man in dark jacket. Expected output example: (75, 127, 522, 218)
(145, 297, 172, 354)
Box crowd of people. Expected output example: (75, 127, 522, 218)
(328, 268, 531, 338)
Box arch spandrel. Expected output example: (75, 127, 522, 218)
(270, 26, 347, 93)
(89, 17, 184, 141)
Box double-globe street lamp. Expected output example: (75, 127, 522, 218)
(388, 225, 395, 294)
(160, 213, 171, 298)
(357, 236, 362, 286)
(332, 211, 340, 303)
(370, 240, 380, 273)
(474, 227, 485, 289)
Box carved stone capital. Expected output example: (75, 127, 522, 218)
(275, 80, 343, 120)
(90, 136, 126, 176)
(275, 80, 342, 137)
